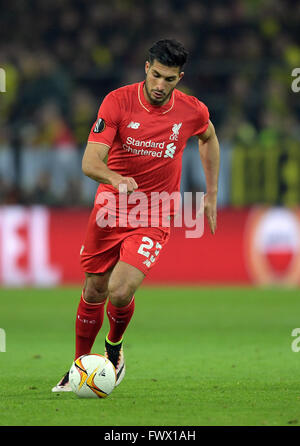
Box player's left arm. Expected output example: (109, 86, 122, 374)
(197, 120, 220, 235)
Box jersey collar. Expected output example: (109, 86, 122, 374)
(138, 81, 175, 114)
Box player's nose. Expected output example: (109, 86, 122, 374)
(155, 79, 165, 91)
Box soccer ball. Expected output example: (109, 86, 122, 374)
(69, 354, 116, 398)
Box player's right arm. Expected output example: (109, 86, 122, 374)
(83, 91, 138, 193)
(82, 142, 138, 192)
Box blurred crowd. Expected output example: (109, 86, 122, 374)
(0, 0, 299, 206)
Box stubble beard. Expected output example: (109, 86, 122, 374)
(144, 78, 174, 106)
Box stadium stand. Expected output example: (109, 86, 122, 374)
(0, 0, 299, 206)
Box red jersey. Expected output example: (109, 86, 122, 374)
(87, 81, 209, 224)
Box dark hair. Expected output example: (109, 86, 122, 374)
(148, 39, 188, 70)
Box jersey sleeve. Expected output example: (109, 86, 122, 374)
(87, 91, 121, 147)
(192, 99, 210, 136)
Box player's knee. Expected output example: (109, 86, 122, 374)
(108, 282, 134, 307)
(83, 280, 108, 304)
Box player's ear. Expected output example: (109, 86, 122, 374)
(145, 61, 150, 74)
(179, 71, 184, 81)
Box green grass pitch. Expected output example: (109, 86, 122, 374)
(1, 286, 300, 426)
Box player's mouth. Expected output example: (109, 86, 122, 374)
(152, 90, 165, 99)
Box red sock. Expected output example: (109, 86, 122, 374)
(75, 291, 106, 360)
(106, 296, 135, 344)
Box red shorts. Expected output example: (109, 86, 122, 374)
(80, 205, 170, 275)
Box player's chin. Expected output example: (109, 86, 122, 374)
(152, 98, 166, 106)
(151, 93, 166, 104)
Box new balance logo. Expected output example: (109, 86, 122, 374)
(77, 315, 96, 325)
(164, 142, 177, 158)
(127, 121, 140, 129)
(107, 311, 125, 323)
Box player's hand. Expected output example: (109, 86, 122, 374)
(204, 192, 217, 235)
(110, 174, 138, 194)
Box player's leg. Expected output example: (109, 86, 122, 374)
(51, 270, 113, 393)
(52, 204, 121, 392)
(75, 270, 113, 360)
(105, 260, 145, 386)
(105, 228, 170, 352)
(104, 227, 170, 386)
(75, 207, 123, 360)
(106, 260, 145, 342)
